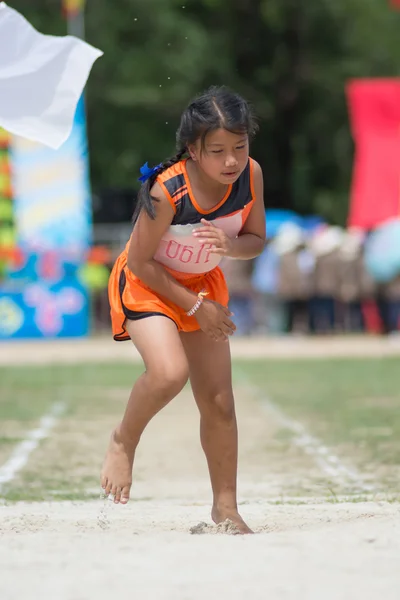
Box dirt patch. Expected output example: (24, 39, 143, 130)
(190, 519, 243, 535)
(0, 501, 399, 600)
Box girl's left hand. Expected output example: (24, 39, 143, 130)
(193, 219, 233, 255)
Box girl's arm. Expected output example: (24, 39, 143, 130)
(228, 160, 266, 259)
(127, 183, 199, 313)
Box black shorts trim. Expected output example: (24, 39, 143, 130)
(115, 270, 178, 340)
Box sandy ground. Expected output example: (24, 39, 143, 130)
(0, 387, 399, 599)
(1, 501, 399, 600)
(1, 333, 400, 366)
(1, 336, 400, 599)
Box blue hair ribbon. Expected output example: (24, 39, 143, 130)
(138, 162, 163, 183)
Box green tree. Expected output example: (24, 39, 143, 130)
(8, 0, 400, 224)
(189, 0, 400, 223)
(85, 0, 229, 188)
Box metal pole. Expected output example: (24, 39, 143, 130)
(67, 8, 85, 40)
(64, 1, 85, 40)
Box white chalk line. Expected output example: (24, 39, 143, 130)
(236, 370, 374, 493)
(0, 401, 66, 495)
(0, 373, 374, 500)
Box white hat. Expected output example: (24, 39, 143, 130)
(339, 229, 365, 261)
(273, 223, 304, 255)
(311, 226, 344, 257)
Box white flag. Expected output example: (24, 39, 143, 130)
(0, 2, 103, 149)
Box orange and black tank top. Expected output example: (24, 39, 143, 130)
(152, 157, 256, 275)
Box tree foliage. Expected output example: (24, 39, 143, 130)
(9, 0, 400, 224)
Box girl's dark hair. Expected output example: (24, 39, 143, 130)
(134, 85, 258, 221)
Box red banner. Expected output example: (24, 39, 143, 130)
(390, 0, 400, 8)
(346, 79, 400, 230)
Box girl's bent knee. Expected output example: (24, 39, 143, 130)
(147, 362, 189, 398)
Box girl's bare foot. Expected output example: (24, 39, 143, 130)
(211, 505, 254, 534)
(100, 427, 136, 504)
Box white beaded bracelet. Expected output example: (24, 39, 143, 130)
(186, 290, 208, 317)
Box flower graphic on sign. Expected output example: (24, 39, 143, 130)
(57, 288, 84, 314)
(23, 284, 85, 336)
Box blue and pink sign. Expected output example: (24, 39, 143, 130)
(0, 97, 92, 340)
(0, 252, 89, 339)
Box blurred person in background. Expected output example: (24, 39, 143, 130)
(103, 86, 266, 534)
(309, 226, 343, 334)
(337, 229, 367, 332)
(251, 239, 286, 334)
(275, 224, 314, 334)
(221, 257, 255, 336)
(377, 275, 400, 336)
(362, 220, 400, 336)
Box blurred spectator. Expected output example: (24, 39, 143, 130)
(309, 226, 343, 334)
(221, 257, 255, 336)
(337, 229, 367, 332)
(251, 240, 286, 334)
(275, 224, 315, 334)
(377, 276, 400, 335)
(363, 219, 400, 335)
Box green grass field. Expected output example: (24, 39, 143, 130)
(0, 358, 399, 503)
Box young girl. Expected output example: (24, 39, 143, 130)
(102, 86, 266, 534)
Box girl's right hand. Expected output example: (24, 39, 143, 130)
(194, 299, 236, 342)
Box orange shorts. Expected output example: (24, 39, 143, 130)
(108, 252, 229, 341)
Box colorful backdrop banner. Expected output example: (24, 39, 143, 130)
(346, 79, 400, 230)
(0, 96, 92, 339)
(10, 96, 92, 255)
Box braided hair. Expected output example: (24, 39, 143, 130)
(133, 148, 186, 222)
(134, 85, 258, 222)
